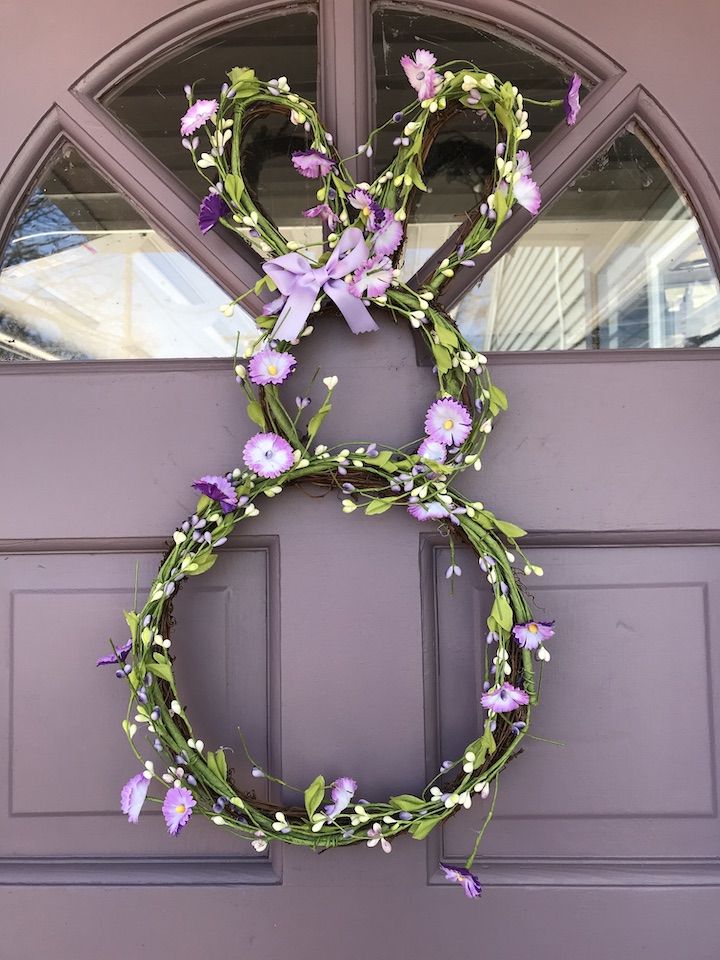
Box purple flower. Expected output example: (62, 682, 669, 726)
(564, 73, 582, 125)
(248, 348, 296, 385)
(425, 397, 472, 446)
(515, 150, 532, 179)
(324, 777, 357, 820)
(243, 432, 294, 479)
(121, 772, 150, 824)
(371, 210, 404, 257)
(440, 862, 482, 898)
(291, 149, 336, 179)
(192, 475, 238, 514)
(180, 99, 218, 136)
(97, 638, 132, 667)
(481, 682, 530, 713)
(417, 438, 447, 463)
(162, 785, 196, 836)
(302, 203, 339, 228)
(262, 293, 288, 317)
(198, 193, 230, 234)
(400, 49, 442, 101)
(407, 501, 450, 522)
(512, 620, 555, 650)
(513, 176, 542, 215)
(348, 255, 393, 299)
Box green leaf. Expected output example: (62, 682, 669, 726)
(207, 749, 228, 782)
(306, 399, 332, 445)
(246, 400, 267, 430)
(434, 322, 459, 349)
(494, 187, 508, 225)
(389, 794, 428, 812)
(407, 162, 427, 192)
(465, 726, 497, 768)
(146, 661, 174, 684)
(365, 450, 395, 470)
(495, 104, 514, 133)
(304, 775, 326, 819)
(364, 497, 397, 516)
(409, 815, 443, 840)
(195, 494, 212, 514)
(490, 595, 513, 631)
(432, 344, 453, 375)
(488, 383, 508, 411)
(494, 519, 527, 539)
(264, 387, 299, 445)
(186, 553, 218, 576)
(224, 173, 245, 205)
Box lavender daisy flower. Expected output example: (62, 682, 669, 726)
(348, 255, 393, 299)
(291, 149, 336, 178)
(248, 348, 296, 385)
(407, 501, 450, 522)
(243, 433, 294, 479)
(440, 862, 482, 898)
(425, 397, 472, 446)
(198, 193, 230, 234)
(324, 777, 358, 821)
(302, 203, 339, 228)
(513, 176, 542, 215)
(564, 73, 582, 125)
(162, 785, 196, 836)
(481, 682, 530, 713)
(417, 438, 447, 463)
(400, 49, 442, 101)
(366, 823, 392, 853)
(97, 638, 132, 666)
(121, 772, 150, 824)
(192, 475, 238, 514)
(372, 211, 404, 256)
(180, 98, 218, 136)
(515, 150, 532, 179)
(512, 620, 555, 650)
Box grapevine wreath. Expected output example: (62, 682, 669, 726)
(98, 51, 581, 897)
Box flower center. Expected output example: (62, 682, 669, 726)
(443, 418, 454, 430)
(362, 205, 371, 217)
(175, 804, 186, 814)
(528, 623, 538, 633)
(267, 363, 278, 376)
(416, 70, 425, 80)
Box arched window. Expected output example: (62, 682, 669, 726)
(1, 2, 718, 359)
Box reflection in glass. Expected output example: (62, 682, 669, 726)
(104, 11, 320, 247)
(0, 146, 256, 361)
(372, 8, 577, 279)
(452, 131, 720, 350)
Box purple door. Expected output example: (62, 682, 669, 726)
(2, 2, 720, 957)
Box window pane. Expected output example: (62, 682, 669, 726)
(0, 145, 255, 361)
(452, 130, 720, 350)
(372, 7, 579, 279)
(104, 11, 320, 247)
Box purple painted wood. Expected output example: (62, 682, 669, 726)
(2, 2, 720, 958)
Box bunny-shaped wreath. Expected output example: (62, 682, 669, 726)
(99, 51, 578, 896)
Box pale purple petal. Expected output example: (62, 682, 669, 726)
(162, 786, 196, 836)
(512, 620, 555, 650)
(372, 214, 404, 257)
(324, 777, 357, 820)
(348, 255, 393, 299)
(515, 150, 532, 179)
(440, 862, 482, 898)
(513, 176, 542, 215)
(121, 773, 150, 824)
(481, 682, 530, 713)
(192, 475, 238, 514)
(424, 397, 472, 446)
(97, 638, 132, 666)
(262, 294, 288, 317)
(564, 73, 582, 125)
(242, 433, 294, 479)
(400, 49, 442, 101)
(291, 149, 336, 179)
(180, 99, 218, 136)
(248, 348, 296, 385)
(407, 501, 450, 522)
(417, 438, 447, 463)
(303, 203, 339, 228)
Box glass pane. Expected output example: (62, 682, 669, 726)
(372, 7, 580, 279)
(452, 130, 720, 350)
(104, 10, 320, 248)
(0, 145, 256, 361)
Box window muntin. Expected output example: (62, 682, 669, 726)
(0, 145, 254, 361)
(452, 130, 720, 351)
(372, 7, 579, 280)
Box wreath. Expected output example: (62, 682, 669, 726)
(98, 50, 581, 898)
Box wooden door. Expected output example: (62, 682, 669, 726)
(2, 2, 720, 957)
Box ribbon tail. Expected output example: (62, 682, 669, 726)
(324, 280, 379, 335)
(270, 282, 321, 342)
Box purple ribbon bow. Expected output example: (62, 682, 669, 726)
(263, 227, 379, 342)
